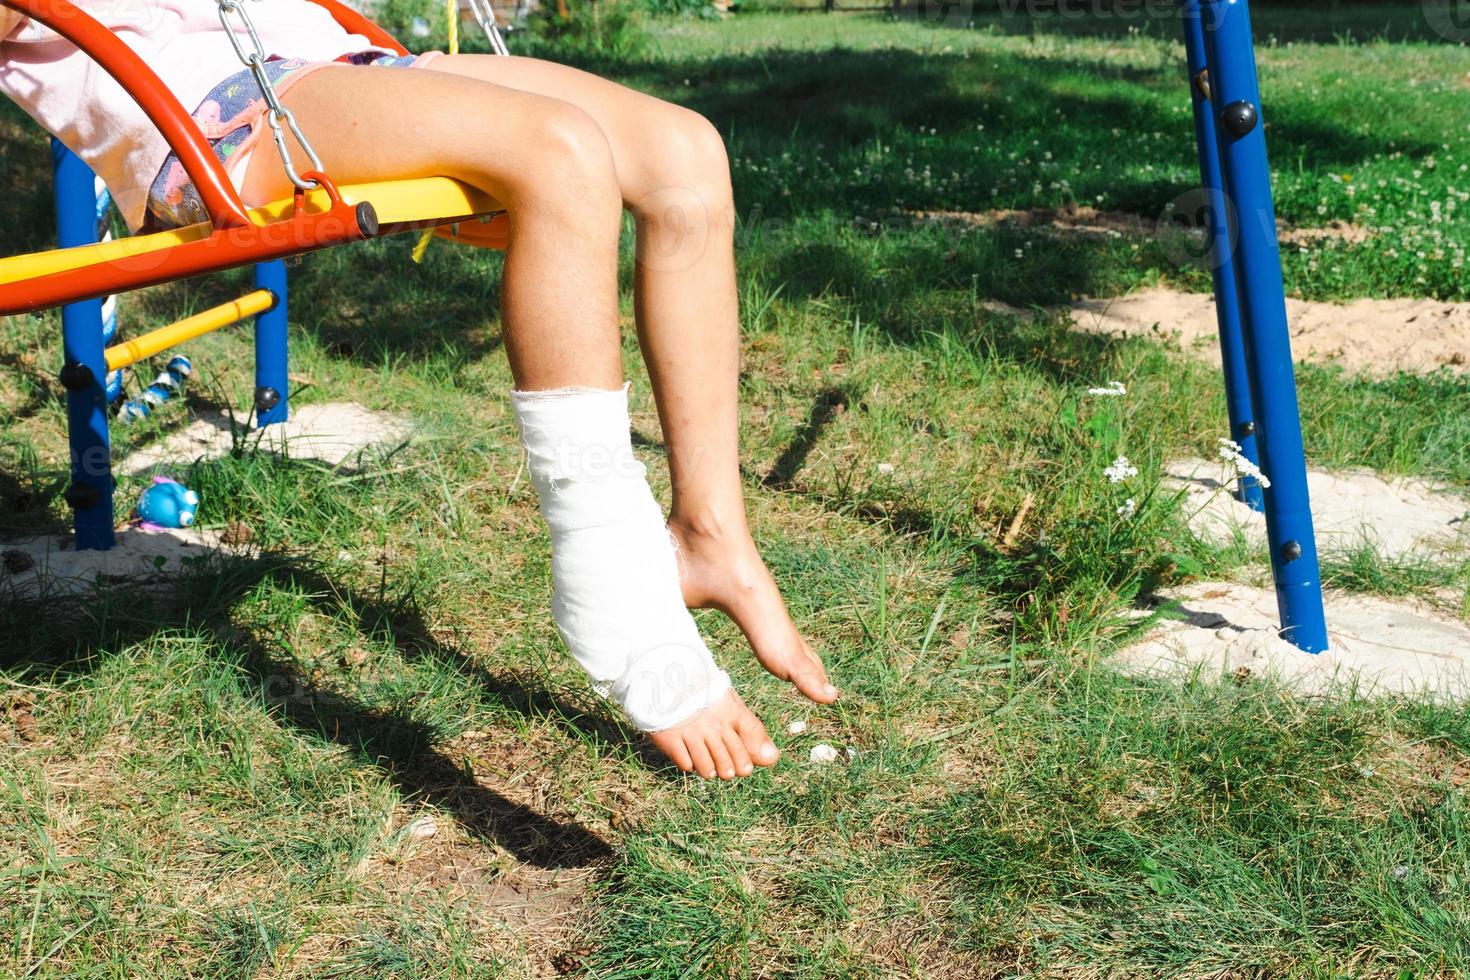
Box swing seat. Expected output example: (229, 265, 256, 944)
(0, 176, 508, 316)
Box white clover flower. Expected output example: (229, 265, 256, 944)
(1217, 438, 1272, 489)
(1103, 455, 1138, 484)
(1087, 380, 1127, 397)
(1116, 498, 1137, 519)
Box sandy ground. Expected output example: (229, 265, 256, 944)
(121, 402, 411, 476)
(1167, 458, 1470, 560)
(1070, 288, 1470, 377)
(1, 403, 410, 597)
(0, 526, 230, 599)
(1114, 582, 1470, 700)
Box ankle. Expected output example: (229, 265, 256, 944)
(668, 504, 749, 545)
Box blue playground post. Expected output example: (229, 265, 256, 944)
(1180, 0, 1263, 512)
(1197, 0, 1328, 652)
(252, 259, 289, 427)
(52, 140, 115, 551)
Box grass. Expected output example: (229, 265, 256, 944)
(3, 5, 1470, 976)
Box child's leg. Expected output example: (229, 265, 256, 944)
(245, 66, 777, 778)
(419, 56, 838, 706)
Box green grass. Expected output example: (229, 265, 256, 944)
(4, 7, 1470, 976)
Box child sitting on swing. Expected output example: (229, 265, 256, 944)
(0, 0, 838, 780)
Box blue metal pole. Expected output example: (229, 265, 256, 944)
(52, 140, 115, 551)
(1199, 0, 1328, 653)
(252, 260, 289, 427)
(1180, 0, 1263, 511)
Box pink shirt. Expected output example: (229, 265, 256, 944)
(0, 0, 384, 228)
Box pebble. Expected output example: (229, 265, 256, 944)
(404, 815, 438, 840)
(786, 720, 808, 735)
(809, 744, 839, 764)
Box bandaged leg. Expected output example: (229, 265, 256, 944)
(512, 384, 732, 732)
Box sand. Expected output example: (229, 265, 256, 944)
(0, 526, 231, 599)
(1070, 288, 1470, 377)
(1, 403, 411, 598)
(1167, 458, 1470, 561)
(1114, 582, 1470, 700)
(121, 402, 411, 476)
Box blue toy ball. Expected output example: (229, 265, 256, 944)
(136, 476, 200, 529)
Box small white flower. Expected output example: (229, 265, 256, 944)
(1217, 438, 1272, 489)
(786, 719, 809, 735)
(1116, 498, 1137, 519)
(1103, 455, 1138, 484)
(810, 744, 840, 764)
(1086, 380, 1127, 397)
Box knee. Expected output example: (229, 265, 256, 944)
(633, 108, 734, 227)
(507, 102, 622, 221)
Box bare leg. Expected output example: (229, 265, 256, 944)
(422, 55, 839, 706)
(247, 64, 777, 778)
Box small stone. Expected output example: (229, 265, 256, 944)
(11, 708, 37, 742)
(844, 745, 858, 761)
(220, 522, 254, 547)
(809, 744, 839, 764)
(405, 815, 438, 840)
(1391, 865, 1411, 881)
(1215, 627, 1233, 641)
(786, 720, 808, 735)
(876, 462, 896, 475)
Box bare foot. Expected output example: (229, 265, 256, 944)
(668, 515, 839, 706)
(648, 688, 779, 780)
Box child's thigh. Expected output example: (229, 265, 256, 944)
(421, 54, 716, 197)
(239, 62, 581, 207)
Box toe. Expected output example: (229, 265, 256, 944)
(684, 734, 718, 780)
(722, 728, 755, 777)
(649, 729, 695, 773)
(787, 644, 839, 704)
(733, 707, 779, 767)
(705, 732, 738, 781)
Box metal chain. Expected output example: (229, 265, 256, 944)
(216, 0, 324, 190)
(463, 0, 510, 56)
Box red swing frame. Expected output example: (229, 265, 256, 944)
(0, 0, 495, 316)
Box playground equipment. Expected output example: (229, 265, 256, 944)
(0, 0, 510, 551)
(1180, 0, 1327, 653)
(0, 0, 1327, 652)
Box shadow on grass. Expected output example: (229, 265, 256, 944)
(0, 550, 646, 870)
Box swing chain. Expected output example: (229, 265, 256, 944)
(464, 0, 511, 56)
(216, 0, 325, 192)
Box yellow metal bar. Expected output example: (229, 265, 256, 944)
(0, 177, 502, 287)
(104, 289, 275, 371)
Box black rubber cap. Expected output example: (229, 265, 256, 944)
(1281, 540, 1303, 562)
(64, 482, 100, 511)
(356, 201, 380, 238)
(1221, 100, 1259, 138)
(59, 362, 95, 391)
(254, 386, 282, 412)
